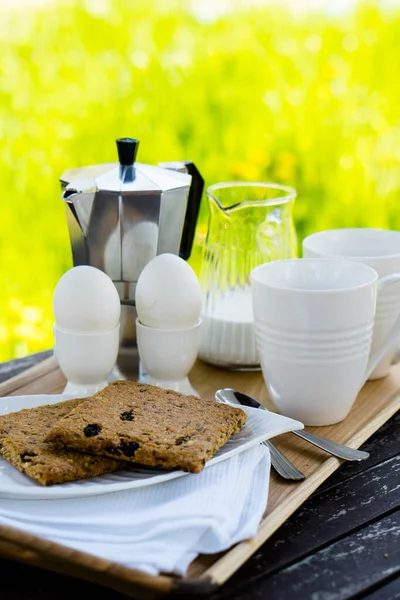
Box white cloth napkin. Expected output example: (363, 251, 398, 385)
(0, 445, 270, 575)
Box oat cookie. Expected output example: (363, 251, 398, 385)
(0, 398, 124, 486)
(46, 381, 247, 473)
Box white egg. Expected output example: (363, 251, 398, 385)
(135, 254, 202, 329)
(53, 266, 121, 333)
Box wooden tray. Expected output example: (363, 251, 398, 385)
(0, 355, 399, 599)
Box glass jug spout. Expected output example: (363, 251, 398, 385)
(207, 181, 296, 212)
(199, 182, 297, 370)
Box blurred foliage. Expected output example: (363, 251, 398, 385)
(1, 0, 400, 360)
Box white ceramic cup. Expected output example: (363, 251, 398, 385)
(303, 228, 400, 379)
(251, 258, 400, 425)
(136, 319, 201, 396)
(54, 325, 120, 397)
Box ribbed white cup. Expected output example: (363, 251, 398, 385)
(303, 228, 400, 379)
(256, 321, 374, 364)
(252, 258, 400, 425)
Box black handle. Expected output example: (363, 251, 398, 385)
(179, 162, 204, 260)
(116, 138, 139, 183)
(117, 138, 139, 165)
(234, 391, 262, 410)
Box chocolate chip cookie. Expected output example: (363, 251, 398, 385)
(0, 398, 125, 486)
(46, 381, 247, 473)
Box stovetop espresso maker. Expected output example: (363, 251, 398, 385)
(60, 137, 204, 375)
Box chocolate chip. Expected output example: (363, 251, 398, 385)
(118, 440, 140, 457)
(175, 435, 191, 446)
(120, 410, 134, 422)
(21, 451, 37, 462)
(83, 424, 102, 437)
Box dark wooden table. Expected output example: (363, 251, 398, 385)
(1, 352, 399, 600)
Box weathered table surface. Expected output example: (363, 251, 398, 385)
(0, 352, 399, 600)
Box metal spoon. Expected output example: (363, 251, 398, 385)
(262, 439, 306, 480)
(215, 388, 370, 462)
(215, 390, 305, 480)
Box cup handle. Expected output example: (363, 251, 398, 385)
(364, 274, 400, 381)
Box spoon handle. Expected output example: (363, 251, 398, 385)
(263, 440, 305, 481)
(292, 430, 369, 461)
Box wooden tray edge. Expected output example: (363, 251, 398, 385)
(0, 522, 218, 599)
(0, 356, 59, 397)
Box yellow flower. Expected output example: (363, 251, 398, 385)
(230, 162, 260, 180)
(275, 153, 296, 182)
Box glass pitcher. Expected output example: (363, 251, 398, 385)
(199, 182, 297, 370)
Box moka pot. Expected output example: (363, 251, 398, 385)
(60, 138, 204, 376)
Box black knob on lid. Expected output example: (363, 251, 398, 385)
(116, 138, 139, 166)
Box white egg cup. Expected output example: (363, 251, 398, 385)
(54, 325, 120, 397)
(136, 319, 201, 396)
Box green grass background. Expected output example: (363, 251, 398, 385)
(1, 0, 400, 360)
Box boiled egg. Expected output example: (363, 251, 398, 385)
(135, 254, 202, 329)
(53, 266, 121, 332)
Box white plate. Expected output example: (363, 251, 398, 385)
(0, 394, 303, 499)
